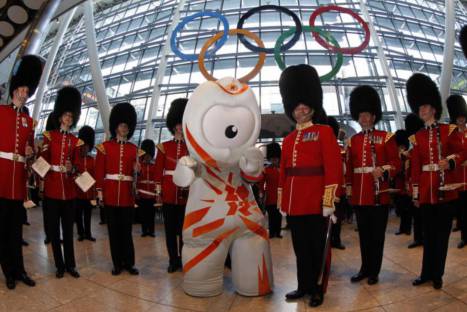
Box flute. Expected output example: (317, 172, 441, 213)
(436, 126, 445, 201)
(370, 133, 380, 205)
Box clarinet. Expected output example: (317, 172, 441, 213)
(370, 133, 380, 205)
(133, 148, 139, 199)
(436, 125, 445, 201)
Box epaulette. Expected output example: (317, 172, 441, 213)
(409, 135, 416, 145)
(43, 131, 51, 140)
(138, 149, 146, 157)
(448, 124, 457, 136)
(96, 144, 106, 154)
(156, 143, 165, 154)
(76, 139, 85, 147)
(385, 132, 395, 143)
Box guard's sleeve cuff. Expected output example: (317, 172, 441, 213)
(412, 184, 419, 200)
(323, 184, 338, 209)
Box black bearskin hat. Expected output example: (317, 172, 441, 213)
(78, 126, 95, 150)
(9, 55, 45, 98)
(109, 102, 137, 139)
(460, 25, 467, 58)
(406, 73, 442, 120)
(327, 116, 340, 138)
(312, 107, 328, 125)
(53, 86, 82, 128)
(404, 113, 424, 136)
(141, 139, 156, 158)
(166, 98, 187, 134)
(45, 111, 59, 131)
(349, 85, 382, 124)
(279, 64, 322, 122)
(395, 129, 409, 150)
(447, 94, 467, 124)
(266, 142, 281, 160)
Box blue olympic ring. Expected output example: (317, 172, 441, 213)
(170, 11, 229, 62)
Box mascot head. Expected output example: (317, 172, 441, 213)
(183, 77, 261, 168)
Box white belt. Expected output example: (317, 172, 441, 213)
(105, 174, 133, 181)
(138, 189, 156, 196)
(51, 165, 67, 173)
(422, 164, 440, 172)
(353, 167, 374, 174)
(164, 170, 174, 176)
(139, 180, 155, 184)
(0, 151, 25, 163)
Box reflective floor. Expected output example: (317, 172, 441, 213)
(1, 207, 467, 311)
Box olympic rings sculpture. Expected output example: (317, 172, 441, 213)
(170, 5, 370, 82)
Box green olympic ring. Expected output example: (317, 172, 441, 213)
(274, 26, 343, 82)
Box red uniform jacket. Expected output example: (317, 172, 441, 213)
(453, 128, 467, 192)
(41, 130, 82, 200)
(393, 152, 409, 196)
(75, 155, 96, 200)
(0, 105, 35, 201)
(410, 124, 464, 204)
(259, 165, 279, 206)
(278, 122, 342, 216)
(154, 139, 189, 205)
(345, 129, 400, 206)
(137, 161, 157, 199)
(95, 140, 139, 207)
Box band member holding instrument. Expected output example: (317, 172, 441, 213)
(278, 65, 342, 307)
(407, 74, 464, 290)
(346, 86, 400, 286)
(0, 55, 43, 289)
(137, 139, 157, 238)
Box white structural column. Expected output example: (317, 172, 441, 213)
(84, 0, 111, 136)
(359, 0, 403, 129)
(144, 0, 187, 140)
(439, 0, 456, 118)
(33, 8, 76, 122)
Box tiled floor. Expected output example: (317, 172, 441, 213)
(1, 207, 467, 311)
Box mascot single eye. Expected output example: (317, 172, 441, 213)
(202, 105, 254, 148)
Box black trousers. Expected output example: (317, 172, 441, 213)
(99, 205, 106, 224)
(45, 198, 76, 270)
(138, 198, 156, 235)
(75, 199, 93, 238)
(106, 207, 135, 269)
(42, 200, 50, 241)
(410, 202, 424, 243)
(266, 205, 282, 237)
(331, 196, 346, 245)
(354, 205, 389, 277)
(288, 214, 326, 295)
(395, 194, 412, 234)
(420, 203, 455, 280)
(458, 192, 467, 242)
(0, 199, 26, 279)
(162, 204, 185, 265)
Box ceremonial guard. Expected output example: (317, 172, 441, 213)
(278, 64, 342, 307)
(346, 86, 400, 285)
(407, 73, 464, 289)
(95, 103, 140, 276)
(137, 139, 157, 237)
(0, 55, 43, 289)
(41, 86, 82, 279)
(259, 142, 282, 238)
(75, 126, 96, 242)
(446, 95, 467, 248)
(154, 98, 189, 273)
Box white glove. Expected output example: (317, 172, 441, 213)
(239, 147, 264, 176)
(322, 207, 335, 217)
(173, 156, 197, 187)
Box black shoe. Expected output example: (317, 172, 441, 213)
(367, 276, 379, 285)
(309, 293, 323, 307)
(412, 277, 429, 286)
(99, 221, 106, 225)
(276, 234, 283, 239)
(17, 273, 35, 287)
(6, 278, 16, 290)
(404, 231, 411, 235)
(167, 264, 177, 273)
(433, 279, 443, 289)
(78, 236, 85, 242)
(285, 289, 306, 300)
(408, 241, 423, 249)
(332, 242, 346, 250)
(453, 227, 460, 232)
(24, 222, 31, 226)
(148, 233, 155, 237)
(126, 267, 139, 275)
(67, 268, 80, 278)
(44, 238, 50, 245)
(22, 240, 29, 246)
(141, 233, 147, 237)
(350, 272, 367, 283)
(112, 267, 122, 276)
(56, 269, 65, 279)
(395, 231, 403, 235)
(85, 236, 96, 242)
(458, 240, 466, 249)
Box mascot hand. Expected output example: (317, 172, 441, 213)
(239, 147, 264, 176)
(173, 156, 197, 187)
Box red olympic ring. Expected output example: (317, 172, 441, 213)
(309, 5, 370, 55)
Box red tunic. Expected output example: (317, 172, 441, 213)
(95, 140, 139, 207)
(154, 139, 189, 205)
(259, 165, 280, 206)
(41, 130, 82, 200)
(345, 129, 401, 206)
(410, 124, 464, 204)
(278, 122, 342, 216)
(137, 161, 157, 199)
(75, 155, 96, 200)
(0, 105, 35, 201)
(453, 128, 467, 192)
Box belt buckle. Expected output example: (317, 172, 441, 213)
(60, 165, 66, 173)
(12, 154, 19, 161)
(118, 174, 124, 181)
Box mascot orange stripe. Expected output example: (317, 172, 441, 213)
(183, 207, 211, 230)
(239, 216, 269, 240)
(183, 227, 239, 273)
(258, 254, 271, 295)
(185, 126, 219, 171)
(192, 218, 225, 237)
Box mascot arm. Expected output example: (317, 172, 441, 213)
(173, 156, 197, 187)
(239, 147, 264, 182)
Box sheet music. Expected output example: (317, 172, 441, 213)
(75, 171, 96, 193)
(32, 156, 51, 178)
